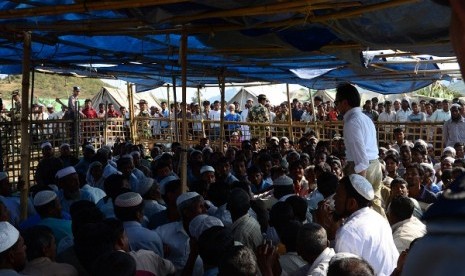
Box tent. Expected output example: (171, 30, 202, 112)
(91, 86, 160, 112)
(227, 88, 258, 109)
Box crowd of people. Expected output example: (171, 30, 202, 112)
(2, 1, 465, 275)
(0, 79, 465, 275)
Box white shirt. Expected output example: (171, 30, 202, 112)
(343, 107, 378, 173)
(154, 221, 190, 270)
(378, 111, 396, 122)
(396, 109, 412, 122)
(335, 207, 399, 276)
(430, 109, 451, 122)
(292, 247, 335, 276)
(391, 216, 426, 253)
(208, 109, 221, 128)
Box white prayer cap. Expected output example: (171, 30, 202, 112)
(55, 166, 77, 179)
(279, 194, 294, 202)
(189, 214, 224, 240)
(0, 222, 19, 254)
(121, 154, 133, 160)
(443, 157, 455, 164)
(84, 144, 95, 152)
(46, 104, 53, 108)
(420, 163, 435, 173)
(200, 165, 215, 174)
(443, 146, 456, 156)
(348, 174, 374, 201)
(273, 175, 293, 186)
(451, 103, 462, 109)
(0, 172, 7, 182)
(280, 136, 289, 142)
(60, 143, 70, 149)
(176, 192, 200, 208)
(269, 136, 279, 143)
(33, 190, 57, 206)
(115, 192, 143, 207)
(159, 175, 179, 195)
(136, 178, 154, 196)
(40, 142, 52, 149)
(329, 252, 363, 264)
(38, 103, 44, 107)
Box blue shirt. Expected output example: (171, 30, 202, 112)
(224, 113, 241, 130)
(250, 180, 272, 194)
(123, 221, 164, 257)
(38, 217, 73, 244)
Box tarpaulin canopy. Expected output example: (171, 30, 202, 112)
(0, 0, 457, 94)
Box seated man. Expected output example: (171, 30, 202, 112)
(33, 190, 73, 245)
(114, 192, 163, 257)
(387, 195, 426, 253)
(294, 223, 335, 276)
(21, 225, 78, 275)
(0, 221, 27, 275)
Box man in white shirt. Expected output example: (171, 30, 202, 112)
(430, 99, 451, 122)
(333, 175, 398, 276)
(395, 99, 412, 122)
(334, 83, 385, 217)
(241, 98, 253, 140)
(378, 101, 396, 140)
(208, 101, 222, 141)
(294, 223, 335, 276)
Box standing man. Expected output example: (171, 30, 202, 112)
(159, 101, 170, 138)
(208, 101, 221, 141)
(136, 100, 151, 139)
(67, 86, 80, 118)
(443, 104, 465, 148)
(247, 94, 270, 140)
(11, 90, 21, 116)
(241, 98, 253, 141)
(334, 83, 385, 217)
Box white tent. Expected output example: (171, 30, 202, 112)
(91, 86, 160, 111)
(227, 88, 258, 108)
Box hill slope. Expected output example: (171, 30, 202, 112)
(0, 73, 114, 101)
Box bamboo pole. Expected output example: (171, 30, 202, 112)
(166, 84, 170, 141)
(127, 83, 136, 142)
(286, 83, 293, 141)
(172, 76, 179, 142)
(167, 0, 361, 24)
(20, 31, 31, 221)
(218, 72, 226, 152)
(0, 0, 189, 19)
(180, 30, 188, 193)
(103, 101, 108, 145)
(197, 85, 205, 137)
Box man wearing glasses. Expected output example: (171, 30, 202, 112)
(334, 83, 385, 218)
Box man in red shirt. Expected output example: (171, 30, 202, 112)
(107, 103, 120, 118)
(81, 99, 97, 118)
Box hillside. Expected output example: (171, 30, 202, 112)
(0, 73, 114, 101)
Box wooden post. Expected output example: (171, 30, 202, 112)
(103, 101, 108, 145)
(218, 72, 226, 152)
(127, 82, 136, 142)
(309, 88, 319, 138)
(197, 85, 205, 137)
(286, 83, 293, 141)
(180, 30, 188, 192)
(20, 31, 31, 220)
(172, 76, 179, 142)
(166, 83, 170, 140)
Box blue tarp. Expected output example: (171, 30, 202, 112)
(0, 0, 454, 94)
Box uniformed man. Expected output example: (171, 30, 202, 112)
(137, 100, 151, 139)
(247, 94, 270, 139)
